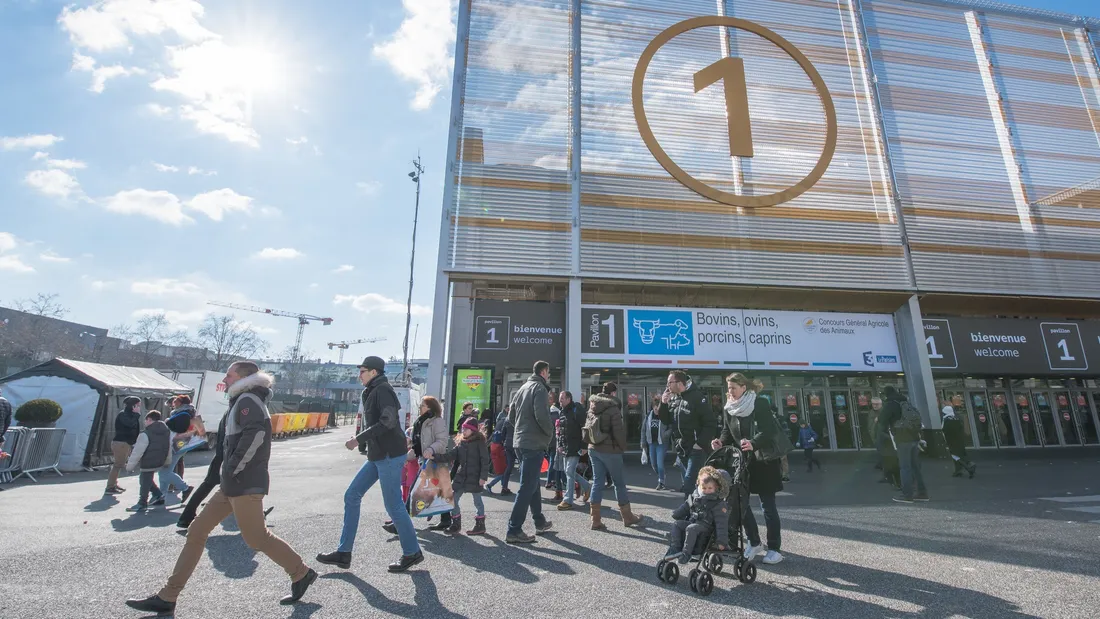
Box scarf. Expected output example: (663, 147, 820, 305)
(724, 390, 757, 418)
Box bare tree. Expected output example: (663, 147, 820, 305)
(13, 293, 68, 319)
(114, 312, 188, 366)
(194, 314, 269, 371)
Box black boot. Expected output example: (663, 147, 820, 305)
(428, 513, 452, 531)
(382, 520, 398, 535)
(445, 516, 462, 535)
(280, 569, 318, 605)
(388, 551, 425, 573)
(125, 595, 175, 615)
(966, 461, 977, 479)
(316, 550, 352, 569)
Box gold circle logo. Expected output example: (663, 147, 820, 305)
(632, 17, 838, 208)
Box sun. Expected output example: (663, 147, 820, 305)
(222, 45, 285, 95)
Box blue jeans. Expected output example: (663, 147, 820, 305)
(452, 489, 485, 518)
(743, 492, 781, 552)
(647, 443, 667, 484)
(507, 448, 548, 535)
(562, 454, 591, 505)
(339, 454, 420, 556)
(589, 451, 629, 505)
(158, 466, 188, 495)
(487, 448, 515, 491)
(897, 441, 927, 499)
(545, 451, 562, 489)
(681, 450, 706, 497)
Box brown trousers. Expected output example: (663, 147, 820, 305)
(107, 441, 131, 488)
(158, 489, 309, 602)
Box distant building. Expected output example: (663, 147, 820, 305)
(0, 306, 113, 375)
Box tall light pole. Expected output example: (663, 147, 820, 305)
(400, 155, 424, 386)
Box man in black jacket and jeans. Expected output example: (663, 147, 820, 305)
(555, 391, 589, 510)
(880, 386, 929, 504)
(105, 396, 142, 495)
(658, 371, 716, 498)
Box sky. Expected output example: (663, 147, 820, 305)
(0, 0, 1096, 365)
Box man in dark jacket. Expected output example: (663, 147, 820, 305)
(505, 361, 555, 544)
(126, 362, 316, 615)
(658, 370, 716, 497)
(104, 396, 142, 495)
(317, 356, 423, 573)
(880, 385, 929, 503)
(556, 391, 590, 510)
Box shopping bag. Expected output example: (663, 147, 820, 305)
(541, 457, 549, 473)
(174, 434, 207, 455)
(409, 461, 455, 518)
(640, 448, 648, 466)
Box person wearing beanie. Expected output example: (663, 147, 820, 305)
(434, 417, 491, 535)
(105, 396, 143, 495)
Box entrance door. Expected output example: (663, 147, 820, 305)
(1076, 392, 1100, 445)
(804, 388, 830, 450)
(990, 391, 1018, 447)
(1052, 391, 1081, 446)
(1015, 392, 1043, 446)
(829, 390, 857, 449)
(967, 391, 998, 447)
(1031, 391, 1062, 446)
(853, 390, 875, 450)
(779, 390, 803, 447)
(942, 391, 976, 448)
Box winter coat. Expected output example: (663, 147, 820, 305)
(493, 410, 514, 446)
(719, 397, 783, 496)
(556, 402, 585, 457)
(221, 372, 275, 497)
(587, 393, 626, 455)
(112, 407, 142, 445)
(353, 373, 407, 462)
(509, 374, 553, 452)
(411, 413, 447, 459)
(126, 421, 172, 472)
(797, 427, 819, 448)
(657, 382, 716, 458)
(640, 408, 672, 448)
(443, 433, 491, 493)
(942, 414, 968, 455)
(672, 489, 731, 547)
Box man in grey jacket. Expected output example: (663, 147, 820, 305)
(505, 360, 555, 544)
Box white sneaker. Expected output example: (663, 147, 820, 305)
(762, 550, 784, 565)
(743, 544, 763, 560)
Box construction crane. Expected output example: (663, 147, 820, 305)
(327, 337, 386, 364)
(207, 301, 333, 366)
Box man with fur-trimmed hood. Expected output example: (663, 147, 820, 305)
(664, 465, 731, 564)
(126, 362, 317, 615)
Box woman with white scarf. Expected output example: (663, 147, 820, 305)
(710, 373, 785, 566)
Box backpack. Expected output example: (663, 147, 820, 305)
(582, 410, 609, 446)
(893, 400, 924, 443)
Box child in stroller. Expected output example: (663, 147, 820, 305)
(656, 446, 756, 595)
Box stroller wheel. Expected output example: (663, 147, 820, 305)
(688, 568, 700, 592)
(706, 553, 724, 574)
(656, 560, 667, 582)
(698, 572, 715, 596)
(663, 562, 679, 584)
(739, 561, 757, 584)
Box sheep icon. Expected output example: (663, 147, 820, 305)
(632, 317, 692, 351)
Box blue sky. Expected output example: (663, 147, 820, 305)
(0, 0, 1096, 364)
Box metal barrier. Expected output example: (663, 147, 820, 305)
(0, 428, 30, 484)
(11, 428, 67, 483)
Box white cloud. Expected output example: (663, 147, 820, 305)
(0, 232, 16, 253)
(71, 51, 145, 93)
(39, 251, 72, 263)
(32, 151, 49, 161)
(131, 278, 202, 297)
(373, 0, 456, 110)
(186, 188, 253, 221)
(102, 188, 193, 225)
(333, 264, 354, 273)
(147, 103, 172, 116)
(46, 158, 87, 170)
(2, 134, 63, 150)
(90, 279, 115, 291)
(153, 162, 179, 172)
(254, 247, 303, 260)
(286, 136, 308, 145)
(131, 307, 207, 326)
(177, 103, 259, 147)
(25, 169, 81, 199)
(59, 0, 216, 52)
(187, 166, 215, 176)
(0, 255, 35, 273)
(334, 293, 431, 316)
(356, 180, 382, 196)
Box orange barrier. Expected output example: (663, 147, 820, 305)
(271, 414, 287, 437)
(317, 412, 330, 432)
(270, 411, 332, 439)
(306, 412, 322, 432)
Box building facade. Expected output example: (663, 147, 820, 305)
(427, 0, 1100, 451)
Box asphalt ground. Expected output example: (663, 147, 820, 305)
(2, 432, 1099, 619)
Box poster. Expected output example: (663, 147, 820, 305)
(450, 366, 494, 433)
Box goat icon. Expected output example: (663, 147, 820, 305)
(633, 318, 691, 351)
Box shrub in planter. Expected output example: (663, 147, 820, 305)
(15, 399, 63, 428)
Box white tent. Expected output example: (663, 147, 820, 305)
(0, 358, 193, 471)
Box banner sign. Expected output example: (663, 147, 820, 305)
(923, 317, 1100, 376)
(471, 300, 566, 367)
(449, 366, 493, 433)
(580, 305, 901, 371)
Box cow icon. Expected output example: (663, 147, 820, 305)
(633, 318, 691, 351)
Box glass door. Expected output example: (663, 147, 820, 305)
(854, 390, 875, 450)
(1015, 393, 1042, 446)
(829, 390, 857, 449)
(1052, 392, 1080, 446)
(967, 391, 997, 447)
(1075, 392, 1099, 445)
(779, 390, 803, 447)
(990, 391, 1018, 447)
(805, 388, 830, 450)
(940, 391, 976, 448)
(1031, 391, 1061, 446)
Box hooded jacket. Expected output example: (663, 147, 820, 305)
(353, 373, 406, 462)
(411, 412, 448, 459)
(556, 401, 585, 457)
(221, 371, 275, 497)
(126, 420, 172, 472)
(657, 382, 716, 457)
(587, 393, 627, 455)
(672, 472, 732, 546)
(439, 431, 491, 493)
(640, 407, 672, 448)
(112, 403, 142, 445)
(509, 373, 553, 452)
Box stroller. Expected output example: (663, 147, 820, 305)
(656, 446, 756, 596)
